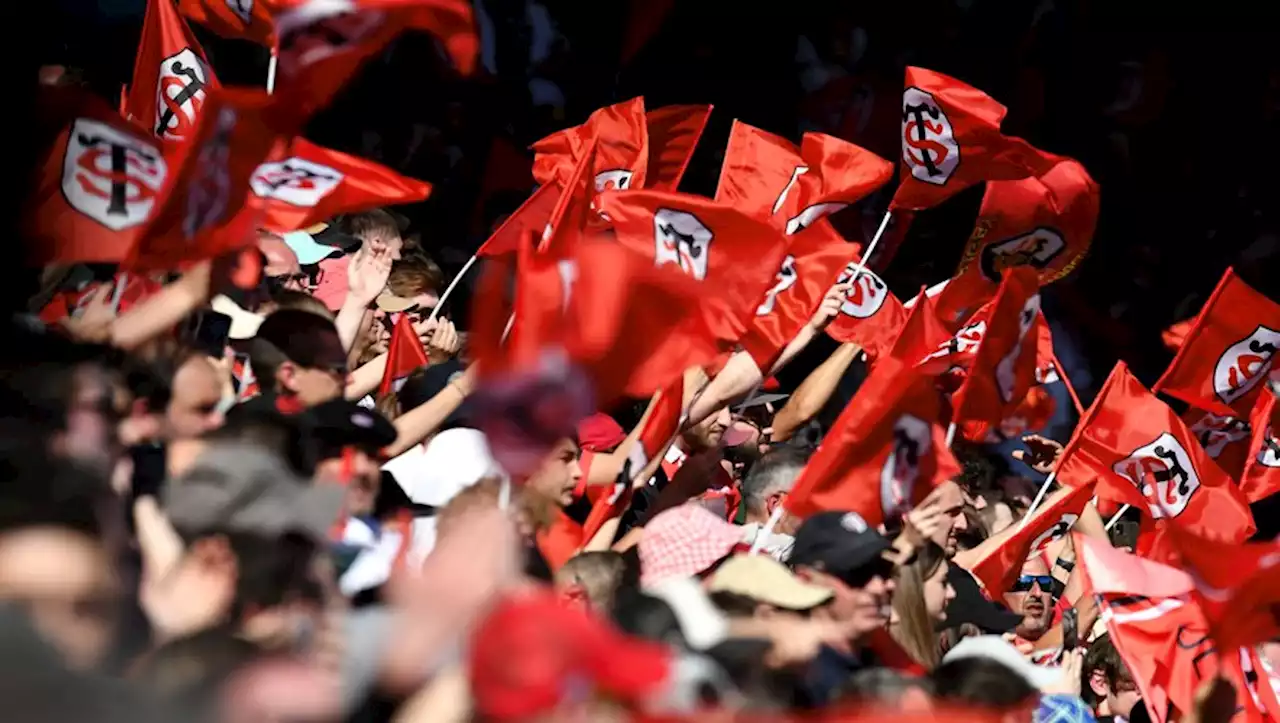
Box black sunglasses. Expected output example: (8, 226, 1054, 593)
(841, 557, 896, 589)
(1011, 574, 1055, 593)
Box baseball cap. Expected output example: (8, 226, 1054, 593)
(164, 442, 344, 541)
(282, 230, 343, 266)
(788, 511, 892, 583)
(374, 290, 418, 313)
(707, 554, 833, 611)
(942, 635, 1059, 690)
(251, 309, 348, 372)
(576, 412, 626, 452)
(300, 399, 397, 457)
(942, 565, 1022, 634)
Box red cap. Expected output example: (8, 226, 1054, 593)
(469, 590, 672, 720)
(576, 413, 626, 452)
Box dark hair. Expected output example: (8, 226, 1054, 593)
(836, 668, 935, 706)
(610, 589, 689, 651)
(931, 656, 1037, 708)
(246, 310, 342, 390)
(1083, 632, 1133, 702)
(131, 628, 262, 714)
(224, 532, 322, 622)
(952, 440, 997, 492)
(345, 209, 401, 242)
(0, 453, 105, 538)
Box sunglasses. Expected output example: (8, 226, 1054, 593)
(1011, 574, 1055, 593)
(841, 557, 896, 589)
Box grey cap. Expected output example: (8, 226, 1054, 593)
(164, 442, 344, 541)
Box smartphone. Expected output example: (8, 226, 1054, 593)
(180, 310, 233, 358)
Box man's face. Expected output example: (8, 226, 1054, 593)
(1003, 557, 1055, 640)
(800, 560, 895, 642)
(930, 481, 968, 556)
(1104, 673, 1141, 719)
(258, 233, 303, 281)
(59, 363, 122, 472)
(686, 406, 731, 451)
(167, 356, 225, 440)
(0, 527, 120, 670)
(525, 438, 582, 507)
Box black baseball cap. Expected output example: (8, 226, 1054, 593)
(940, 565, 1022, 634)
(251, 309, 348, 373)
(788, 511, 892, 583)
(300, 399, 397, 458)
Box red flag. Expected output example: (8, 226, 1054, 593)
(1167, 528, 1280, 653)
(950, 267, 1042, 429)
(476, 184, 558, 258)
(532, 98, 648, 190)
(785, 356, 959, 527)
(627, 378, 684, 471)
(595, 189, 790, 348)
(272, 0, 476, 123)
(740, 228, 863, 371)
(644, 105, 712, 192)
(890, 67, 1064, 211)
(177, 0, 276, 46)
(715, 121, 893, 235)
(379, 314, 429, 396)
(25, 91, 170, 264)
(1183, 407, 1252, 480)
(1241, 392, 1280, 503)
(539, 139, 597, 253)
(249, 137, 431, 232)
(125, 0, 220, 144)
(953, 159, 1100, 287)
(824, 264, 906, 361)
(1055, 361, 1254, 542)
(1154, 268, 1280, 417)
(127, 88, 287, 271)
(965, 482, 1093, 597)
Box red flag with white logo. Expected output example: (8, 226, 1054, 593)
(1182, 407, 1252, 480)
(740, 226, 863, 371)
(1055, 361, 1254, 543)
(532, 97, 649, 191)
(25, 90, 170, 264)
(595, 189, 790, 349)
(1167, 527, 1280, 653)
(715, 120, 893, 236)
(627, 377, 684, 471)
(644, 105, 712, 192)
(784, 355, 959, 528)
(125, 0, 220, 145)
(249, 137, 431, 232)
(949, 267, 1042, 430)
(1154, 268, 1280, 418)
(890, 67, 1064, 212)
(966, 481, 1093, 597)
(1241, 392, 1280, 503)
(271, 0, 477, 123)
(127, 88, 286, 271)
(177, 0, 276, 46)
(379, 314, 429, 396)
(825, 268, 906, 361)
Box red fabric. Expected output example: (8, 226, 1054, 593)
(39, 273, 162, 323)
(644, 105, 712, 192)
(271, 0, 477, 124)
(127, 88, 287, 271)
(1166, 527, 1280, 652)
(476, 183, 558, 257)
(577, 414, 626, 452)
(824, 266, 906, 361)
(715, 120, 892, 236)
(1182, 407, 1252, 480)
(470, 136, 533, 236)
(619, 0, 675, 64)
(1162, 318, 1194, 352)
(951, 159, 1100, 291)
(378, 314, 429, 396)
(532, 97, 648, 190)
(890, 66, 1064, 212)
(249, 137, 430, 233)
(177, 0, 276, 46)
(538, 138, 596, 253)
(893, 286, 979, 381)
(24, 90, 170, 264)
(1241, 393, 1280, 503)
(1154, 267, 1280, 417)
(965, 481, 1093, 597)
(1055, 361, 1254, 546)
(785, 355, 960, 527)
(632, 378, 683, 469)
(950, 267, 1042, 432)
(125, 0, 220, 144)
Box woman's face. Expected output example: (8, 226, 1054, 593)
(923, 563, 956, 623)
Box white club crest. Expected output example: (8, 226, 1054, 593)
(785, 202, 847, 236)
(1213, 326, 1280, 406)
(980, 228, 1066, 282)
(901, 86, 959, 186)
(226, 0, 253, 24)
(921, 320, 987, 365)
(250, 156, 344, 207)
(1027, 513, 1078, 559)
(880, 414, 931, 520)
(995, 294, 1042, 403)
(155, 48, 212, 142)
(1188, 411, 1250, 459)
(1112, 432, 1201, 519)
(183, 107, 237, 240)
(1258, 427, 1280, 469)
(756, 255, 797, 316)
(62, 118, 167, 231)
(653, 208, 712, 280)
(594, 169, 633, 192)
(835, 263, 888, 318)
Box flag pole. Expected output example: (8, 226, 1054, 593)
(266, 46, 278, 94)
(427, 254, 479, 323)
(1019, 471, 1057, 525)
(1103, 504, 1131, 531)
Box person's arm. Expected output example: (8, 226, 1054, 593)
(685, 350, 761, 427)
(385, 367, 474, 458)
(110, 263, 213, 350)
(765, 283, 848, 377)
(346, 352, 388, 400)
(335, 246, 391, 353)
(770, 342, 861, 442)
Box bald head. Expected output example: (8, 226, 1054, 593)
(257, 231, 301, 278)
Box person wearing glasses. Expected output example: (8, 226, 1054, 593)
(1003, 557, 1072, 666)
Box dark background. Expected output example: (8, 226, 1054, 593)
(16, 0, 1280, 401)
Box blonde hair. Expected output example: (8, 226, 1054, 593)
(556, 552, 627, 613)
(890, 542, 949, 669)
(387, 255, 445, 297)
